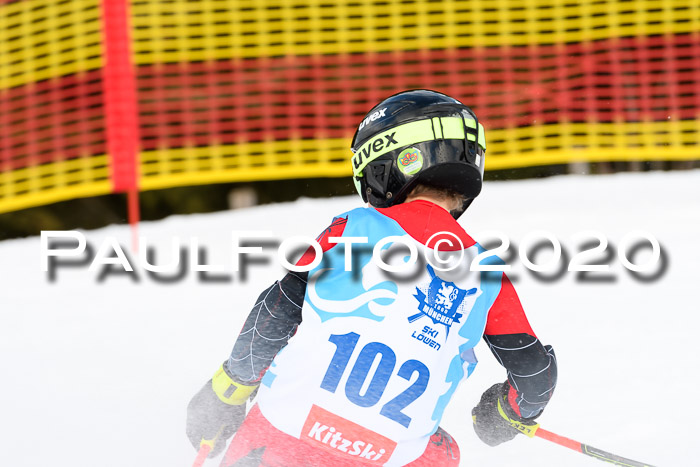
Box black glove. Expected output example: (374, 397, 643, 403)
(471, 382, 539, 447)
(186, 365, 258, 457)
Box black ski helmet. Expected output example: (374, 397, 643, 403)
(351, 89, 486, 219)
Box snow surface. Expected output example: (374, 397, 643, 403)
(1, 170, 698, 467)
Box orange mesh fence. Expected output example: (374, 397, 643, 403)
(0, 0, 109, 212)
(1, 0, 699, 213)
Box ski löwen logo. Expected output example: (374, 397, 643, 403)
(409, 265, 477, 336)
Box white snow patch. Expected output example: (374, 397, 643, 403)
(1, 170, 698, 466)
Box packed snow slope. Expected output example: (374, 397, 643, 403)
(1, 171, 698, 467)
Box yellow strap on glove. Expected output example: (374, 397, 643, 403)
(211, 364, 259, 406)
(199, 427, 224, 449)
(497, 396, 540, 438)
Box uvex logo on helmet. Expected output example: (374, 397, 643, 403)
(352, 131, 398, 169)
(358, 107, 388, 131)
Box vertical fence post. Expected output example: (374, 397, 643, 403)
(101, 0, 140, 250)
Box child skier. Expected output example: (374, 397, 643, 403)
(186, 90, 558, 466)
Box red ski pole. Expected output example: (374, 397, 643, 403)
(191, 443, 212, 467)
(191, 433, 223, 467)
(534, 427, 656, 467)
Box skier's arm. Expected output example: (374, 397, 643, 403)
(186, 216, 347, 455)
(225, 215, 348, 384)
(224, 270, 307, 384)
(186, 271, 307, 456)
(471, 273, 557, 446)
(482, 273, 557, 419)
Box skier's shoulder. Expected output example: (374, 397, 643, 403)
(327, 205, 399, 231)
(329, 205, 372, 221)
(311, 206, 382, 245)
